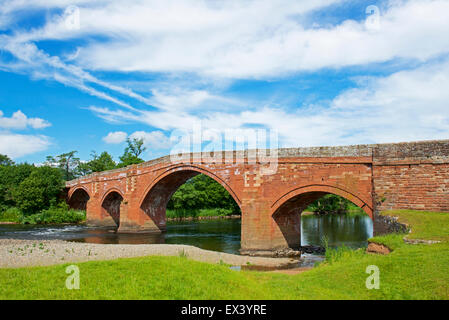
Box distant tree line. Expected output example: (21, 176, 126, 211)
(46, 138, 146, 180)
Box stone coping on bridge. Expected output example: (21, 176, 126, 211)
(66, 139, 449, 186)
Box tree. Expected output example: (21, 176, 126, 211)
(307, 194, 350, 215)
(13, 166, 64, 214)
(0, 163, 35, 209)
(167, 174, 240, 213)
(117, 138, 146, 167)
(46, 151, 80, 180)
(0, 154, 14, 166)
(77, 151, 116, 175)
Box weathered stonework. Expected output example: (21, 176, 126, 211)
(66, 139, 449, 256)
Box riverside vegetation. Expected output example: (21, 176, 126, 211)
(0, 209, 448, 299)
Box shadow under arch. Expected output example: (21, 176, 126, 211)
(101, 189, 124, 228)
(139, 165, 241, 232)
(270, 184, 373, 250)
(67, 187, 90, 211)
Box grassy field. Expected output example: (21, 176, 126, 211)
(1, 210, 448, 300)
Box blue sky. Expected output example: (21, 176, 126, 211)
(0, 0, 448, 164)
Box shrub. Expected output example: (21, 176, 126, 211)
(0, 207, 23, 222)
(13, 166, 64, 214)
(21, 205, 86, 224)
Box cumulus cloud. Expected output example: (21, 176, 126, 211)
(0, 110, 51, 129)
(102, 131, 127, 144)
(103, 130, 171, 150)
(129, 131, 171, 150)
(0, 133, 51, 158)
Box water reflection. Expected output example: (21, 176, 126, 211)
(301, 214, 373, 248)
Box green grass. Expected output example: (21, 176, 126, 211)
(1, 209, 448, 300)
(166, 208, 237, 219)
(378, 210, 449, 241)
(0, 207, 22, 222)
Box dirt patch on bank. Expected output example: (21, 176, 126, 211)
(366, 241, 391, 255)
(0, 239, 297, 269)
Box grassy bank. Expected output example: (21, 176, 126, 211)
(0, 206, 85, 224)
(1, 209, 448, 299)
(166, 208, 238, 219)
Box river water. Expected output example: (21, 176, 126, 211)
(0, 214, 372, 256)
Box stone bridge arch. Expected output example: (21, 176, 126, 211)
(270, 184, 373, 251)
(67, 186, 90, 211)
(100, 188, 125, 228)
(136, 164, 242, 232)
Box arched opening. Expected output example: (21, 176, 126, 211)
(68, 188, 90, 211)
(140, 169, 241, 253)
(272, 190, 372, 251)
(101, 191, 123, 227)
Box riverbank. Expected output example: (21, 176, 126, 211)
(0, 239, 296, 269)
(0, 209, 448, 299)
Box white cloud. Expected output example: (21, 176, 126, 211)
(3, 0, 449, 80)
(129, 131, 171, 150)
(102, 130, 171, 149)
(9, 0, 443, 79)
(102, 131, 127, 144)
(0, 133, 51, 158)
(0, 110, 51, 129)
(90, 57, 449, 148)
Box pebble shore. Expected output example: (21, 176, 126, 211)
(0, 239, 297, 269)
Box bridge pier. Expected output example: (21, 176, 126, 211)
(239, 201, 302, 257)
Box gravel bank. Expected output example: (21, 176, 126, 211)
(0, 239, 297, 269)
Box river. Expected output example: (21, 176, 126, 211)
(0, 214, 372, 256)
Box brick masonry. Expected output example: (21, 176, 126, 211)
(66, 140, 449, 255)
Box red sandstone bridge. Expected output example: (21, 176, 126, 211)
(66, 140, 449, 256)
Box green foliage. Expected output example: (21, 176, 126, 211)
(0, 154, 14, 166)
(77, 151, 116, 175)
(0, 162, 35, 209)
(13, 166, 64, 214)
(0, 207, 23, 222)
(45, 151, 80, 181)
(306, 194, 365, 215)
(20, 205, 85, 224)
(166, 208, 234, 219)
(117, 138, 146, 168)
(167, 174, 240, 214)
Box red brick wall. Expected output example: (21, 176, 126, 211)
(373, 140, 449, 213)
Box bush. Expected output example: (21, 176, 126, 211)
(21, 205, 86, 224)
(13, 166, 64, 214)
(0, 207, 23, 222)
